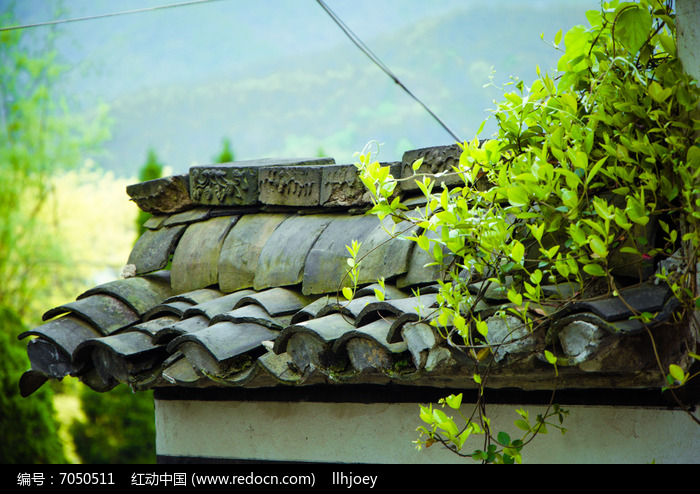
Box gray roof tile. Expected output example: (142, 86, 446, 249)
(73, 330, 166, 385)
(77, 270, 173, 317)
(218, 213, 290, 292)
(17, 150, 694, 396)
(170, 215, 239, 293)
(42, 295, 139, 336)
(168, 321, 277, 379)
(302, 214, 380, 295)
(190, 157, 334, 207)
(355, 219, 418, 285)
(254, 214, 334, 289)
(127, 224, 187, 275)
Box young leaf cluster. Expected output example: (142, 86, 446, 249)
(352, 0, 700, 461)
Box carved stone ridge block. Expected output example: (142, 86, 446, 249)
(400, 144, 463, 191)
(320, 164, 368, 207)
(126, 174, 193, 214)
(258, 166, 322, 206)
(190, 157, 334, 206)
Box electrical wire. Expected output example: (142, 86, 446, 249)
(315, 0, 463, 143)
(0, 0, 223, 32)
(2, 0, 463, 143)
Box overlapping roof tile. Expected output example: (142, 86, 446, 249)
(17, 147, 695, 397)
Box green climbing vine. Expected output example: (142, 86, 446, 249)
(349, 0, 700, 463)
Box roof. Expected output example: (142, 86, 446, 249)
(17, 145, 695, 397)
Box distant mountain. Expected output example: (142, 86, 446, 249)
(100, 3, 588, 176)
(6, 0, 595, 177)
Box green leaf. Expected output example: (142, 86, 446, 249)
(342, 286, 354, 301)
(472, 450, 488, 461)
(626, 195, 649, 226)
(453, 313, 466, 334)
(434, 410, 459, 436)
(588, 235, 608, 258)
(444, 393, 463, 410)
(373, 288, 385, 302)
(592, 197, 614, 220)
(419, 405, 433, 424)
(497, 431, 511, 446)
(583, 263, 606, 277)
(586, 157, 608, 185)
(415, 234, 430, 252)
(569, 223, 587, 246)
(614, 4, 652, 55)
(669, 364, 686, 383)
(507, 289, 523, 307)
(510, 240, 525, 264)
(614, 209, 633, 229)
(476, 319, 489, 338)
(544, 350, 558, 365)
(508, 187, 530, 208)
(457, 428, 472, 449)
(514, 419, 531, 432)
(649, 81, 672, 103)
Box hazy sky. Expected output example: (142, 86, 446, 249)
(5, 0, 595, 98)
(3, 0, 602, 174)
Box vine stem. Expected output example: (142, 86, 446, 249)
(610, 277, 700, 426)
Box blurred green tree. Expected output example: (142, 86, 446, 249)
(0, 13, 110, 315)
(65, 146, 163, 465)
(135, 148, 164, 237)
(0, 307, 67, 463)
(73, 147, 161, 464)
(70, 386, 156, 464)
(213, 137, 235, 163)
(0, 10, 109, 463)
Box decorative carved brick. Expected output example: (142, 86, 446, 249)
(189, 165, 257, 206)
(400, 144, 463, 191)
(259, 166, 322, 206)
(320, 164, 368, 207)
(190, 158, 334, 206)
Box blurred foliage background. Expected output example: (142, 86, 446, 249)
(0, 6, 244, 462)
(0, 0, 597, 463)
(0, 7, 158, 463)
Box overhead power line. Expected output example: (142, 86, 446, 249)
(315, 0, 463, 143)
(0, 0, 223, 32)
(2, 0, 463, 144)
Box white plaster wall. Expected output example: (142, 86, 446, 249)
(677, 0, 700, 82)
(155, 399, 699, 464)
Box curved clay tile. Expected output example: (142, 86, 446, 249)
(355, 219, 418, 285)
(143, 300, 195, 321)
(355, 293, 439, 330)
(254, 214, 335, 290)
(77, 270, 173, 317)
(218, 213, 290, 292)
(302, 214, 380, 295)
(73, 330, 167, 385)
(212, 304, 285, 330)
(167, 321, 276, 380)
(21, 317, 98, 380)
(42, 294, 139, 336)
(170, 215, 240, 293)
(127, 224, 187, 275)
(181, 289, 255, 320)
